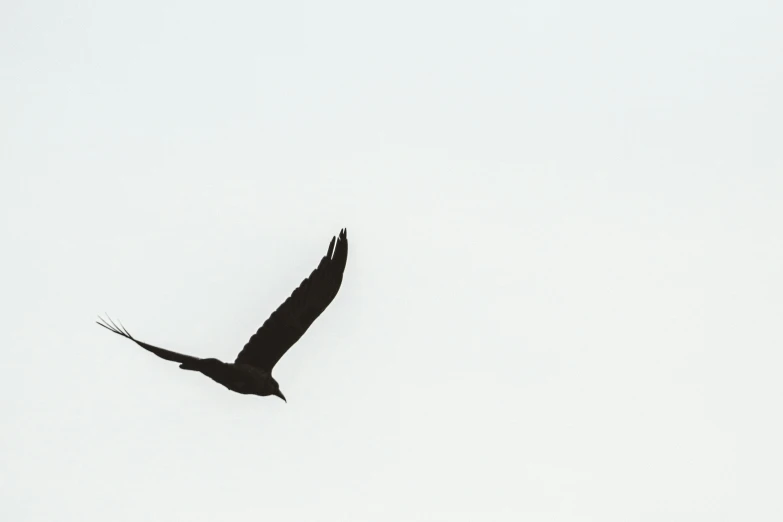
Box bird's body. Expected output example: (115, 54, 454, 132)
(97, 228, 348, 402)
(179, 359, 282, 398)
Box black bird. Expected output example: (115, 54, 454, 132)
(97, 228, 348, 402)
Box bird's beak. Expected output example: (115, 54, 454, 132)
(274, 390, 287, 403)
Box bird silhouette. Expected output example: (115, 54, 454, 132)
(97, 228, 348, 402)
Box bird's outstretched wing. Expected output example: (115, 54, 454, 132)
(235, 228, 348, 372)
(96, 315, 201, 365)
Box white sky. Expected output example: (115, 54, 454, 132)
(2, 1, 782, 520)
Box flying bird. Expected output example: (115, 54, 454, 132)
(97, 228, 348, 402)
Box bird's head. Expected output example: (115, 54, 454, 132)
(273, 388, 287, 402)
(269, 379, 286, 402)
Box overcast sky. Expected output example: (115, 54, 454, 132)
(2, 1, 782, 520)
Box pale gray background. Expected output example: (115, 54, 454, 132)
(2, 1, 781, 520)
